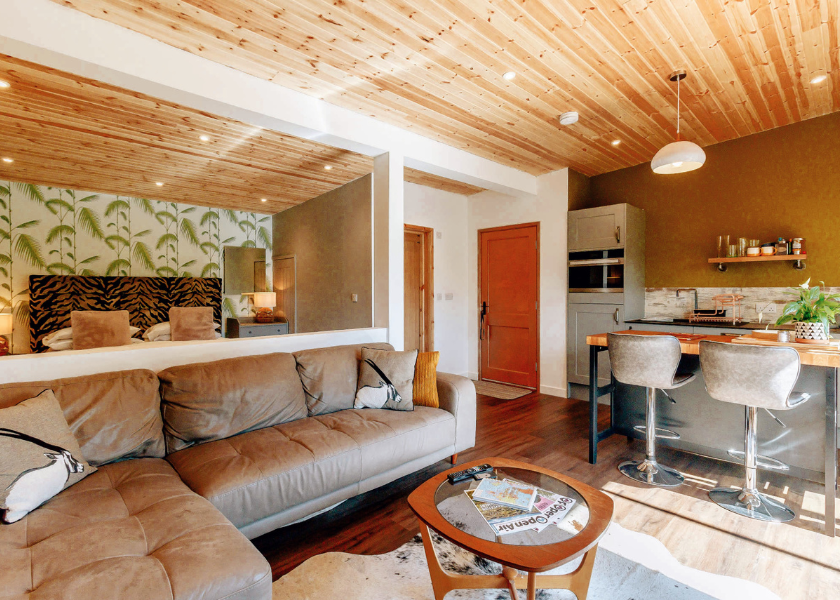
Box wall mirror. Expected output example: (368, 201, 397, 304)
(223, 246, 267, 295)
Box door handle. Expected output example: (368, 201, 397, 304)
(613, 308, 620, 324)
(615, 226, 621, 243)
(480, 301, 488, 340)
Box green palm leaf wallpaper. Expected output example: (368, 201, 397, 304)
(1, 180, 273, 354)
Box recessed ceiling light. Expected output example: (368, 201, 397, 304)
(611, 139, 621, 146)
(2, 157, 13, 163)
(261, 198, 267, 202)
(811, 74, 828, 84)
(503, 71, 516, 81)
(0, 80, 9, 89)
(324, 165, 333, 170)
(558, 111, 579, 126)
(199, 134, 210, 142)
(155, 182, 164, 187)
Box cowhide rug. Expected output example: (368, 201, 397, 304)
(272, 522, 780, 600)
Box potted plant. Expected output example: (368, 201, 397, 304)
(775, 279, 840, 342)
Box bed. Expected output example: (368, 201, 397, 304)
(29, 275, 222, 353)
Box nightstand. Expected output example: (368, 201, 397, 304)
(225, 317, 289, 338)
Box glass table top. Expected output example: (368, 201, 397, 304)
(433, 465, 590, 547)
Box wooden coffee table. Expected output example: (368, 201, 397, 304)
(408, 457, 614, 600)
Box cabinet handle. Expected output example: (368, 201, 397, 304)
(615, 226, 621, 243)
(613, 308, 620, 324)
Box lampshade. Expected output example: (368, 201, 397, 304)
(0, 312, 12, 336)
(651, 140, 706, 174)
(253, 292, 277, 309)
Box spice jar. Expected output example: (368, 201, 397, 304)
(792, 238, 805, 255)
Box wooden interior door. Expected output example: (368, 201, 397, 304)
(274, 256, 296, 333)
(480, 224, 538, 388)
(404, 230, 423, 352)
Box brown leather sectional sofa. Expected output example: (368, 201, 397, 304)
(0, 343, 477, 600)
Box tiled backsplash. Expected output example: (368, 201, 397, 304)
(644, 287, 839, 323)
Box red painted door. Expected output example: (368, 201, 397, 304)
(480, 224, 538, 388)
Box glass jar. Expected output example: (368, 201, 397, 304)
(792, 238, 805, 255)
(775, 237, 788, 255)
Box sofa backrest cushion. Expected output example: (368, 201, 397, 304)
(158, 352, 307, 453)
(293, 342, 394, 415)
(0, 369, 165, 466)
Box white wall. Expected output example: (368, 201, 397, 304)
(467, 169, 569, 396)
(403, 183, 469, 376)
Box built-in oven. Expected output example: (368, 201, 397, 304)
(568, 249, 624, 292)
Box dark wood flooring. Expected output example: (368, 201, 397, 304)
(252, 393, 840, 599)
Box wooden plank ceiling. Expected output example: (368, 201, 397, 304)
(50, 0, 839, 177)
(0, 55, 482, 215)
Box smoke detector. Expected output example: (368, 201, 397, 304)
(558, 111, 579, 126)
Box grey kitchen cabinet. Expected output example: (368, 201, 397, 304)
(568, 204, 626, 251)
(226, 317, 289, 338)
(567, 303, 624, 386)
(626, 323, 694, 334)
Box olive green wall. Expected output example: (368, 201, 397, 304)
(584, 111, 840, 288)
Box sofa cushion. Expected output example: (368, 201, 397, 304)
(294, 342, 394, 415)
(167, 406, 454, 528)
(159, 352, 308, 453)
(0, 458, 271, 600)
(0, 369, 165, 466)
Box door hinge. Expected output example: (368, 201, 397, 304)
(535, 240, 538, 249)
(535, 301, 538, 310)
(535, 362, 538, 371)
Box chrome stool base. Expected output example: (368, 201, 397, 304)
(708, 488, 795, 523)
(619, 459, 684, 487)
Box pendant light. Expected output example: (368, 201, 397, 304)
(651, 70, 706, 174)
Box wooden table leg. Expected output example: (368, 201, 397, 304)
(526, 571, 536, 600)
(502, 567, 520, 600)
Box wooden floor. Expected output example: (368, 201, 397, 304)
(252, 393, 840, 599)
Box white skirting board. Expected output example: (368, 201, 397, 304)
(0, 328, 388, 383)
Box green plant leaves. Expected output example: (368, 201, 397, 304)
(14, 234, 46, 269)
(77, 207, 104, 239)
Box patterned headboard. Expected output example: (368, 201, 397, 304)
(29, 275, 222, 353)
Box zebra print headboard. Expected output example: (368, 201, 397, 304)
(29, 276, 222, 353)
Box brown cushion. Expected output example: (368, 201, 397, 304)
(158, 352, 308, 453)
(169, 306, 215, 341)
(0, 458, 272, 600)
(0, 370, 166, 466)
(413, 351, 440, 408)
(0, 390, 95, 523)
(293, 342, 394, 416)
(71, 310, 131, 350)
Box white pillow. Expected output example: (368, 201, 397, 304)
(144, 321, 220, 341)
(44, 326, 140, 348)
(45, 339, 74, 352)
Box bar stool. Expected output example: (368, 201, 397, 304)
(699, 341, 809, 523)
(607, 333, 695, 487)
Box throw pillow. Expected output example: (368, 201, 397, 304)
(354, 348, 418, 411)
(71, 310, 132, 350)
(0, 390, 95, 523)
(169, 307, 216, 341)
(412, 351, 440, 408)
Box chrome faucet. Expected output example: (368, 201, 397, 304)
(676, 288, 698, 311)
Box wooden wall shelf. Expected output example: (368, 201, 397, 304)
(709, 254, 807, 272)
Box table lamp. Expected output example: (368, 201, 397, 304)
(0, 312, 12, 356)
(253, 292, 276, 323)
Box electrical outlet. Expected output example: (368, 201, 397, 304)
(351, 293, 358, 303)
(445, 293, 454, 301)
(756, 302, 777, 314)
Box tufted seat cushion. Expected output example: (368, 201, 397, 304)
(167, 407, 455, 530)
(0, 458, 271, 600)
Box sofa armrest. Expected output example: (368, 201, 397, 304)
(436, 372, 476, 454)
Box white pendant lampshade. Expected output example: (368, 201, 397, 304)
(652, 70, 705, 175)
(651, 140, 706, 174)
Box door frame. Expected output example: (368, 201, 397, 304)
(477, 222, 540, 391)
(404, 224, 435, 352)
(272, 254, 297, 334)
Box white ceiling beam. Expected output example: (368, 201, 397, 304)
(0, 0, 536, 197)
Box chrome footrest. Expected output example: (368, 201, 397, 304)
(633, 425, 681, 440)
(727, 450, 790, 472)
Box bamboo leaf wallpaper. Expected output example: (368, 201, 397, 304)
(1, 181, 272, 354)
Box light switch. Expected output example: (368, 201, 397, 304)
(445, 293, 454, 301)
(351, 294, 358, 303)
(436, 231, 442, 239)
(436, 293, 443, 301)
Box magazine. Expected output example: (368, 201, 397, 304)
(532, 488, 577, 526)
(471, 478, 537, 511)
(465, 490, 549, 536)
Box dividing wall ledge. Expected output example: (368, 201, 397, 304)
(0, 327, 389, 383)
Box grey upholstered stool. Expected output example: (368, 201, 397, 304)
(700, 341, 809, 523)
(607, 333, 695, 487)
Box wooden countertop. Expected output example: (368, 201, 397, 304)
(586, 330, 840, 368)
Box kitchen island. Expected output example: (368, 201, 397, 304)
(586, 330, 838, 536)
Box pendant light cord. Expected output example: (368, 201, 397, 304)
(676, 75, 680, 136)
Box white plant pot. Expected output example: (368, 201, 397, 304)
(794, 321, 828, 341)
